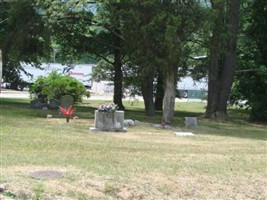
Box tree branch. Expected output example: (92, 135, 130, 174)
(93, 52, 113, 65)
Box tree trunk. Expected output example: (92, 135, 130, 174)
(205, 1, 223, 118)
(163, 66, 177, 124)
(0, 50, 2, 92)
(113, 41, 125, 111)
(205, 0, 241, 119)
(141, 71, 155, 116)
(217, 0, 241, 115)
(154, 68, 164, 111)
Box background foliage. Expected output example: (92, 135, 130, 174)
(231, 0, 267, 121)
(1, 0, 266, 122)
(29, 71, 90, 102)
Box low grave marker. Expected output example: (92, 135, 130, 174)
(184, 117, 198, 127)
(31, 170, 64, 179)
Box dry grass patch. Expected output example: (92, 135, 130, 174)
(1, 166, 266, 200)
(1, 98, 266, 199)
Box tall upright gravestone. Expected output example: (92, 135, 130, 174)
(61, 95, 74, 109)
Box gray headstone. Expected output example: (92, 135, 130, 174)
(30, 99, 46, 108)
(124, 119, 135, 127)
(184, 117, 198, 127)
(91, 110, 127, 132)
(153, 124, 172, 129)
(61, 95, 74, 109)
(49, 99, 60, 108)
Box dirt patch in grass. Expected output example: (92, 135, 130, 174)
(1, 166, 107, 199)
(1, 165, 266, 200)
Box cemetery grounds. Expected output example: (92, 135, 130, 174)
(0, 98, 266, 200)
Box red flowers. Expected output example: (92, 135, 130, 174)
(59, 106, 74, 123)
(161, 120, 166, 128)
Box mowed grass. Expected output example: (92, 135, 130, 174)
(0, 98, 266, 200)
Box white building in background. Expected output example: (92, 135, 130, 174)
(91, 81, 113, 94)
(20, 63, 113, 94)
(177, 76, 208, 99)
(177, 76, 207, 91)
(20, 63, 95, 88)
(20, 63, 207, 98)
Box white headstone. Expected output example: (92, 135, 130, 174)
(175, 132, 195, 136)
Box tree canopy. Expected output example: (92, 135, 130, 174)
(1, 0, 266, 122)
(1, 0, 51, 88)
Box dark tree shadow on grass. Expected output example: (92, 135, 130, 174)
(2, 98, 266, 140)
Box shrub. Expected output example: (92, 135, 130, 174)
(30, 71, 90, 102)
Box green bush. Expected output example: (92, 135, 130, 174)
(30, 71, 90, 102)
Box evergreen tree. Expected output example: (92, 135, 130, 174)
(231, 0, 267, 122)
(205, 0, 241, 119)
(121, 1, 205, 122)
(1, 0, 51, 89)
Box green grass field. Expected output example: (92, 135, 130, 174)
(0, 98, 266, 200)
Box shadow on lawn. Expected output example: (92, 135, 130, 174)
(199, 118, 267, 140)
(195, 108, 266, 140)
(1, 98, 36, 117)
(2, 98, 266, 140)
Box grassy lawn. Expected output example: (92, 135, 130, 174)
(0, 98, 266, 200)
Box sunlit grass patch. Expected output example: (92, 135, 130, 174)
(0, 98, 266, 199)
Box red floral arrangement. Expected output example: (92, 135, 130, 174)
(59, 106, 75, 123)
